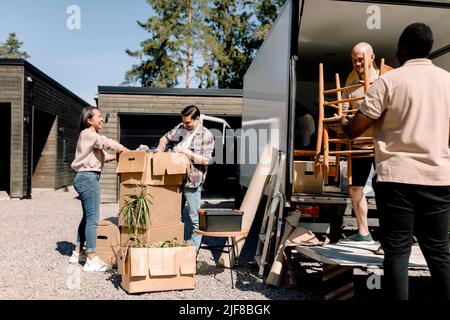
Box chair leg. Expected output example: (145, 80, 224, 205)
(323, 126, 330, 183)
(196, 236, 204, 258)
(347, 153, 353, 186)
(227, 237, 235, 289)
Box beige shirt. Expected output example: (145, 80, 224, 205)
(71, 128, 123, 172)
(359, 59, 450, 185)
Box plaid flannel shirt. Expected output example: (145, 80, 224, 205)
(163, 123, 215, 188)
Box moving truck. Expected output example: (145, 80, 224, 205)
(240, 0, 450, 238)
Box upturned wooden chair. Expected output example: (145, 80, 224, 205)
(315, 54, 390, 184)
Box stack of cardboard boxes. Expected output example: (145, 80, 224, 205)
(96, 220, 120, 268)
(115, 150, 196, 293)
(118, 246, 196, 294)
(117, 151, 188, 245)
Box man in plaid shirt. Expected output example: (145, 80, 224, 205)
(157, 105, 215, 249)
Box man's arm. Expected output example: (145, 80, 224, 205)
(177, 130, 214, 165)
(341, 110, 377, 139)
(157, 136, 169, 151)
(156, 124, 181, 151)
(180, 149, 209, 165)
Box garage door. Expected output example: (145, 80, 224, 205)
(119, 113, 241, 199)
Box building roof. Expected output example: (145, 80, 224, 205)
(98, 86, 243, 97)
(0, 59, 90, 106)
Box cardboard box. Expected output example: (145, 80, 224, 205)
(292, 161, 323, 194)
(96, 220, 120, 267)
(198, 209, 244, 232)
(117, 151, 188, 186)
(118, 246, 196, 293)
(120, 222, 184, 247)
(118, 184, 182, 227)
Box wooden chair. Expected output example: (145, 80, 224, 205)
(316, 54, 389, 184)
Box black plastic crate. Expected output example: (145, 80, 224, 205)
(198, 209, 244, 232)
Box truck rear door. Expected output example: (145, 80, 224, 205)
(240, 0, 301, 190)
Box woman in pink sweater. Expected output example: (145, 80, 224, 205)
(69, 106, 129, 272)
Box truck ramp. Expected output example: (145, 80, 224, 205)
(296, 243, 427, 267)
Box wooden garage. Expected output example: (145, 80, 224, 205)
(0, 59, 89, 198)
(97, 86, 243, 203)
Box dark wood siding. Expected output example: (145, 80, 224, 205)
(32, 115, 57, 188)
(98, 92, 243, 203)
(0, 60, 88, 198)
(0, 65, 24, 198)
(24, 68, 87, 191)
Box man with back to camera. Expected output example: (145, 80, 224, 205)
(157, 105, 215, 250)
(341, 23, 450, 300)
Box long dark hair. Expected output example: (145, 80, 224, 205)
(79, 106, 97, 131)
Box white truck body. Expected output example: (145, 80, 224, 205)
(241, 0, 450, 200)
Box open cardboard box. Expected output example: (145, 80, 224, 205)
(96, 220, 120, 268)
(118, 184, 182, 228)
(292, 161, 324, 194)
(118, 245, 196, 293)
(120, 222, 184, 247)
(117, 151, 189, 186)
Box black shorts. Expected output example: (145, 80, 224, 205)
(350, 157, 374, 187)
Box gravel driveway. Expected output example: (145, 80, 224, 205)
(0, 188, 433, 300)
(0, 188, 312, 300)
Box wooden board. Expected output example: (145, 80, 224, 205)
(218, 145, 278, 268)
(296, 243, 427, 267)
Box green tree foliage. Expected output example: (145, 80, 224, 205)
(0, 33, 30, 59)
(250, 0, 286, 49)
(124, 1, 184, 87)
(124, 0, 205, 87)
(196, 0, 254, 89)
(125, 0, 285, 88)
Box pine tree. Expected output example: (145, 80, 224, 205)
(249, 0, 286, 49)
(124, 0, 285, 88)
(124, 0, 206, 87)
(124, 1, 183, 87)
(196, 0, 254, 88)
(0, 33, 30, 59)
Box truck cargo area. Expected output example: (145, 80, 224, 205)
(241, 0, 450, 237)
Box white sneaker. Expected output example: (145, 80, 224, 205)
(82, 256, 112, 272)
(68, 251, 87, 264)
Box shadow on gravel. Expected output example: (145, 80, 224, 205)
(56, 241, 75, 257)
(196, 261, 226, 276)
(106, 272, 122, 290)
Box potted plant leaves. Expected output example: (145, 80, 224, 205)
(119, 184, 152, 247)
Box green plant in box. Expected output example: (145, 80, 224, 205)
(119, 185, 152, 246)
(130, 238, 188, 248)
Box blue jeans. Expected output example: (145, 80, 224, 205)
(182, 187, 202, 249)
(73, 171, 101, 253)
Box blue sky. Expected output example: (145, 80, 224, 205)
(0, 0, 154, 104)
